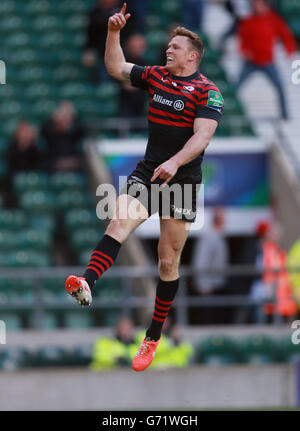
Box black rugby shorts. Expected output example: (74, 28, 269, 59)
(120, 160, 201, 223)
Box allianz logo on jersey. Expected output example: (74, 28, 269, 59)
(153, 94, 185, 111)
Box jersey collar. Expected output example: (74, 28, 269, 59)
(168, 70, 200, 81)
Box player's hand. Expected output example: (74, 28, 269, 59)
(108, 3, 131, 32)
(151, 159, 179, 187)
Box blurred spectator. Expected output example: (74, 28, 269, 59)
(236, 0, 297, 119)
(218, 0, 253, 51)
(90, 316, 194, 370)
(181, 0, 205, 32)
(90, 316, 136, 370)
(225, 0, 253, 18)
(249, 222, 297, 323)
(234, 220, 271, 323)
(192, 207, 230, 324)
(119, 34, 147, 121)
(82, 0, 135, 83)
(287, 237, 300, 316)
(126, 0, 148, 34)
(5, 121, 40, 206)
(7, 121, 40, 175)
(41, 101, 85, 173)
(238, 220, 271, 293)
(114, 315, 135, 345)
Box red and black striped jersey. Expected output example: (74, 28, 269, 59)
(130, 65, 224, 176)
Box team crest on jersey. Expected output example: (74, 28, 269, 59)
(184, 86, 194, 92)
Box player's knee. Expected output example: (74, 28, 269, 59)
(105, 218, 129, 243)
(159, 256, 179, 277)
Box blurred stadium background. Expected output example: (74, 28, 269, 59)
(0, 0, 300, 411)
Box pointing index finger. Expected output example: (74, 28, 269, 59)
(151, 172, 159, 182)
(120, 3, 127, 15)
(151, 167, 161, 182)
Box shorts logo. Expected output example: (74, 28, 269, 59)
(174, 100, 185, 111)
(170, 204, 192, 216)
(130, 176, 145, 185)
(128, 177, 146, 190)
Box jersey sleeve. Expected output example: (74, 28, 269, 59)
(130, 65, 153, 90)
(195, 87, 224, 123)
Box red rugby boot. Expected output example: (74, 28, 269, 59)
(65, 275, 92, 307)
(132, 337, 160, 372)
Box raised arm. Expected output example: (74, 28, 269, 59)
(104, 3, 135, 83)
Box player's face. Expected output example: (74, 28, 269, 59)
(252, 0, 269, 14)
(165, 36, 195, 73)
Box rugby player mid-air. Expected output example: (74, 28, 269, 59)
(65, 3, 224, 372)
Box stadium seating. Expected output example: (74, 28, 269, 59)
(150, 0, 180, 20)
(5, 250, 52, 267)
(236, 334, 277, 364)
(0, 210, 26, 230)
(0, 0, 262, 333)
(29, 214, 55, 233)
(1, 331, 298, 370)
(64, 209, 101, 232)
(70, 344, 93, 366)
(32, 345, 71, 367)
(0, 346, 33, 370)
(64, 311, 95, 329)
(0, 343, 95, 370)
(0, 313, 22, 330)
(13, 172, 50, 194)
(0, 231, 17, 252)
(19, 190, 56, 213)
(0, 278, 34, 303)
(18, 229, 52, 252)
(70, 228, 102, 250)
(28, 311, 60, 330)
(280, 0, 300, 38)
(275, 335, 300, 363)
(50, 172, 87, 191)
(78, 249, 96, 267)
(0, 167, 105, 329)
(100, 309, 120, 327)
(0, 0, 255, 138)
(197, 335, 238, 365)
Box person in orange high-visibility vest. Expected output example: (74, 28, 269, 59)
(262, 229, 297, 319)
(275, 249, 298, 318)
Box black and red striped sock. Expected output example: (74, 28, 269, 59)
(83, 234, 121, 289)
(146, 278, 179, 341)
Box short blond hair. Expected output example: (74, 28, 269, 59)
(169, 26, 205, 65)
